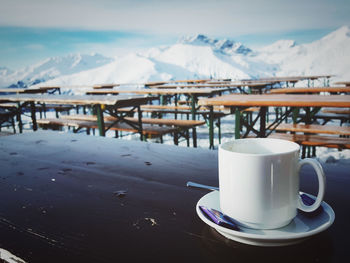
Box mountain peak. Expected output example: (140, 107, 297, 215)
(178, 34, 251, 55)
(260, 39, 296, 52)
(321, 25, 350, 41)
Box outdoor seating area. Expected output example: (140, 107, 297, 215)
(1, 75, 349, 157)
(1, 75, 350, 263)
(3, 3, 350, 262)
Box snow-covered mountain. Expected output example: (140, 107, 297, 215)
(0, 53, 113, 88)
(1, 26, 350, 89)
(179, 34, 252, 55)
(256, 26, 350, 79)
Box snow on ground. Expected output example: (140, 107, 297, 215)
(4, 107, 348, 166)
(0, 248, 26, 263)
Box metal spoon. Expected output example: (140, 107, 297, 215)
(186, 181, 219, 191)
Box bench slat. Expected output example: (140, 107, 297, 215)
(268, 133, 350, 149)
(118, 106, 227, 117)
(268, 123, 350, 136)
(60, 115, 205, 128)
(37, 118, 177, 135)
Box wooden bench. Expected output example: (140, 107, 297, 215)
(268, 123, 350, 136)
(297, 112, 350, 125)
(321, 108, 350, 115)
(60, 114, 205, 146)
(268, 133, 350, 149)
(0, 102, 73, 117)
(267, 123, 350, 158)
(60, 114, 206, 128)
(37, 113, 202, 146)
(37, 118, 178, 140)
(118, 105, 228, 118)
(93, 84, 120, 89)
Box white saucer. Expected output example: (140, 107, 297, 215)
(196, 191, 335, 247)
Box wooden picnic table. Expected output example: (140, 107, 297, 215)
(144, 79, 210, 86)
(242, 75, 330, 82)
(86, 88, 233, 147)
(0, 86, 60, 94)
(199, 94, 350, 148)
(242, 75, 334, 87)
(86, 88, 233, 95)
(0, 130, 347, 262)
(0, 94, 156, 137)
(199, 94, 350, 108)
(269, 86, 350, 94)
(93, 83, 120, 89)
(149, 82, 273, 92)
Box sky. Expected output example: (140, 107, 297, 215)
(0, 0, 350, 70)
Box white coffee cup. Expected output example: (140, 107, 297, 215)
(219, 138, 326, 230)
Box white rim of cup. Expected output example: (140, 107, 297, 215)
(219, 138, 300, 157)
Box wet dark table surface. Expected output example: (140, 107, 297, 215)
(0, 131, 349, 263)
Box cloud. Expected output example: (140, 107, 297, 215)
(0, 0, 349, 36)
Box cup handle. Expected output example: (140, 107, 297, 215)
(297, 158, 326, 212)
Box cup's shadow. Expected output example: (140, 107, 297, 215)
(200, 226, 333, 263)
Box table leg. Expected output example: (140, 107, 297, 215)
(30, 102, 37, 131)
(259, 107, 267, 137)
(174, 94, 178, 120)
(235, 108, 241, 139)
(95, 104, 105, 136)
(137, 105, 143, 141)
(209, 106, 214, 149)
(191, 95, 197, 148)
(16, 102, 23, 133)
(218, 117, 221, 144)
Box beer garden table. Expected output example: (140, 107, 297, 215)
(86, 88, 235, 147)
(0, 94, 156, 137)
(269, 86, 350, 94)
(198, 94, 350, 149)
(0, 86, 61, 94)
(0, 131, 348, 262)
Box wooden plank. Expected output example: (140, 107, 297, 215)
(37, 118, 177, 135)
(0, 102, 18, 108)
(268, 123, 350, 136)
(268, 133, 350, 149)
(198, 94, 350, 108)
(142, 105, 193, 110)
(0, 94, 156, 106)
(148, 83, 271, 89)
(0, 87, 59, 93)
(1, 130, 348, 262)
(117, 106, 227, 117)
(269, 86, 350, 94)
(86, 88, 231, 95)
(0, 88, 47, 94)
(321, 108, 350, 114)
(128, 104, 228, 113)
(334, 81, 350, 86)
(241, 107, 260, 112)
(61, 115, 205, 128)
(298, 112, 350, 122)
(93, 84, 120, 89)
(144, 79, 210, 86)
